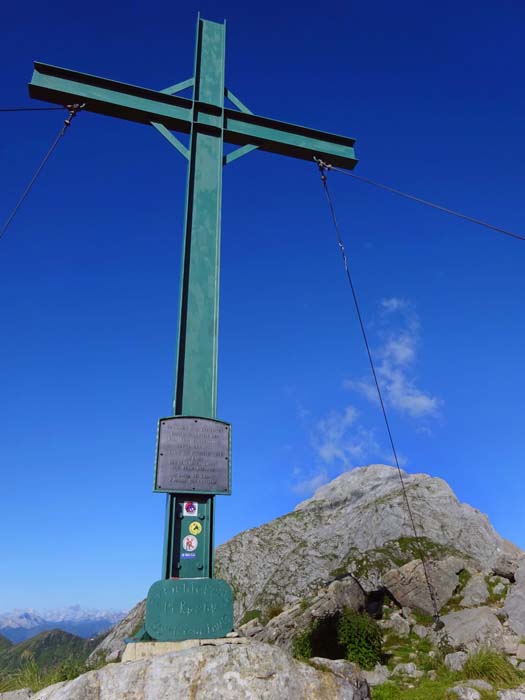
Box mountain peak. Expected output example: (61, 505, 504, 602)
(216, 464, 521, 621)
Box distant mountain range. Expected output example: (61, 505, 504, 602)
(0, 606, 126, 643)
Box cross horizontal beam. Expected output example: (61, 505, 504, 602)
(29, 62, 358, 170)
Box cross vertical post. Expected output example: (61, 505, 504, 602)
(162, 17, 226, 583)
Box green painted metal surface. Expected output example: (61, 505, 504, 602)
(174, 17, 225, 420)
(145, 578, 233, 641)
(162, 495, 214, 578)
(28, 13, 359, 642)
(28, 66, 358, 170)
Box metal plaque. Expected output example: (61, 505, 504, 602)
(145, 578, 234, 641)
(154, 416, 231, 494)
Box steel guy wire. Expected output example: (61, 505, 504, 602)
(317, 160, 525, 242)
(0, 104, 84, 242)
(0, 107, 65, 112)
(314, 158, 444, 630)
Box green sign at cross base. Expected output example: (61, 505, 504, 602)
(28, 15, 358, 641)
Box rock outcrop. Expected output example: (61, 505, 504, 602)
(4, 464, 525, 700)
(505, 557, 525, 636)
(440, 607, 505, 652)
(241, 576, 365, 651)
(215, 465, 517, 621)
(381, 556, 464, 614)
(31, 642, 370, 699)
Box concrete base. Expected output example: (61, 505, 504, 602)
(122, 635, 248, 663)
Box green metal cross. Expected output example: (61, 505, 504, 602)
(29, 15, 357, 639)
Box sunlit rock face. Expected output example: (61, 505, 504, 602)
(215, 464, 519, 621)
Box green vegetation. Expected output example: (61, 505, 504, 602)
(239, 609, 262, 626)
(373, 674, 457, 700)
(0, 654, 92, 694)
(457, 568, 472, 588)
(292, 609, 382, 670)
(371, 649, 523, 700)
(331, 538, 466, 582)
(0, 629, 99, 694)
(410, 609, 434, 627)
(337, 609, 382, 670)
(0, 636, 12, 653)
(440, 568, 473, 614)
(0, 629, 96, 674)
(485, 575, 509, 605)
(382, 630, 439, 672)
(266, 604, 284, 621)
(462, 648, 520, 686)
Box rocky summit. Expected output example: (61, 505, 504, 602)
(215, 465, 520, 621)
(3, 464, 525, 700)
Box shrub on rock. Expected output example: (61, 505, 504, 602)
(292, 608, 382, 670)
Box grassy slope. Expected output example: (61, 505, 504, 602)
(0, 628, 96, 673)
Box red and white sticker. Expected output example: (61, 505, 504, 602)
(183, 535, 198, 552)
(183, 501, 198, 516)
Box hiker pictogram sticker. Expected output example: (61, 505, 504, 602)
(189, 521, 202, 535)
(183, 535, 198, 551)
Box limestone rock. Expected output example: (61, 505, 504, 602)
(309, 577, 366, 618)
(497, 689, 525, 700)
(517, 644, 525, 661)
(460, 574, 489, 607)
(215, 465, 519, 620)
(121, 636, 250, 662)
(448, 686, 481, 700)
(445, 651, 469, 671)
(441, 607, 504, 651)
(87, 599, 145, 665)
(380, 612, 410, 637)
(502, 635, 520, 656)
(309, 658, 370, 699)
(493, 552, 522, 582)
(361, 664, 390, 687)
(382, 556, 464, 615)
(392, 662, 422, 678)
(31, 641, 369, 699)
(464, 679, 493, 691)
(251, 576, 365, 651)
(27, 684, 67, 700)
(505, 558, 525, 636)
(0, 691, 33, 700)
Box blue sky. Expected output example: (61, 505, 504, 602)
(1, 0, 524, 612)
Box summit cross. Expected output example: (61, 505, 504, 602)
(28, 15, 358, 641)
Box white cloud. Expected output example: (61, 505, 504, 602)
(314, 406, 358, 465)
(289, 299, 440, 498)
(312, 406, 382, 467)
(290, 467, 329, 496)
(296, 402, 311, 419)
(381, 297, 407, 313)
(345, 301, 442, 419)
(290, 406, 384, 496)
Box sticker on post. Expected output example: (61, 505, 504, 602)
(181, 553, 196, 559)
(189, 521, 202, 535)
(183, 535, 198, 552)
(183, 502, 198, 516)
